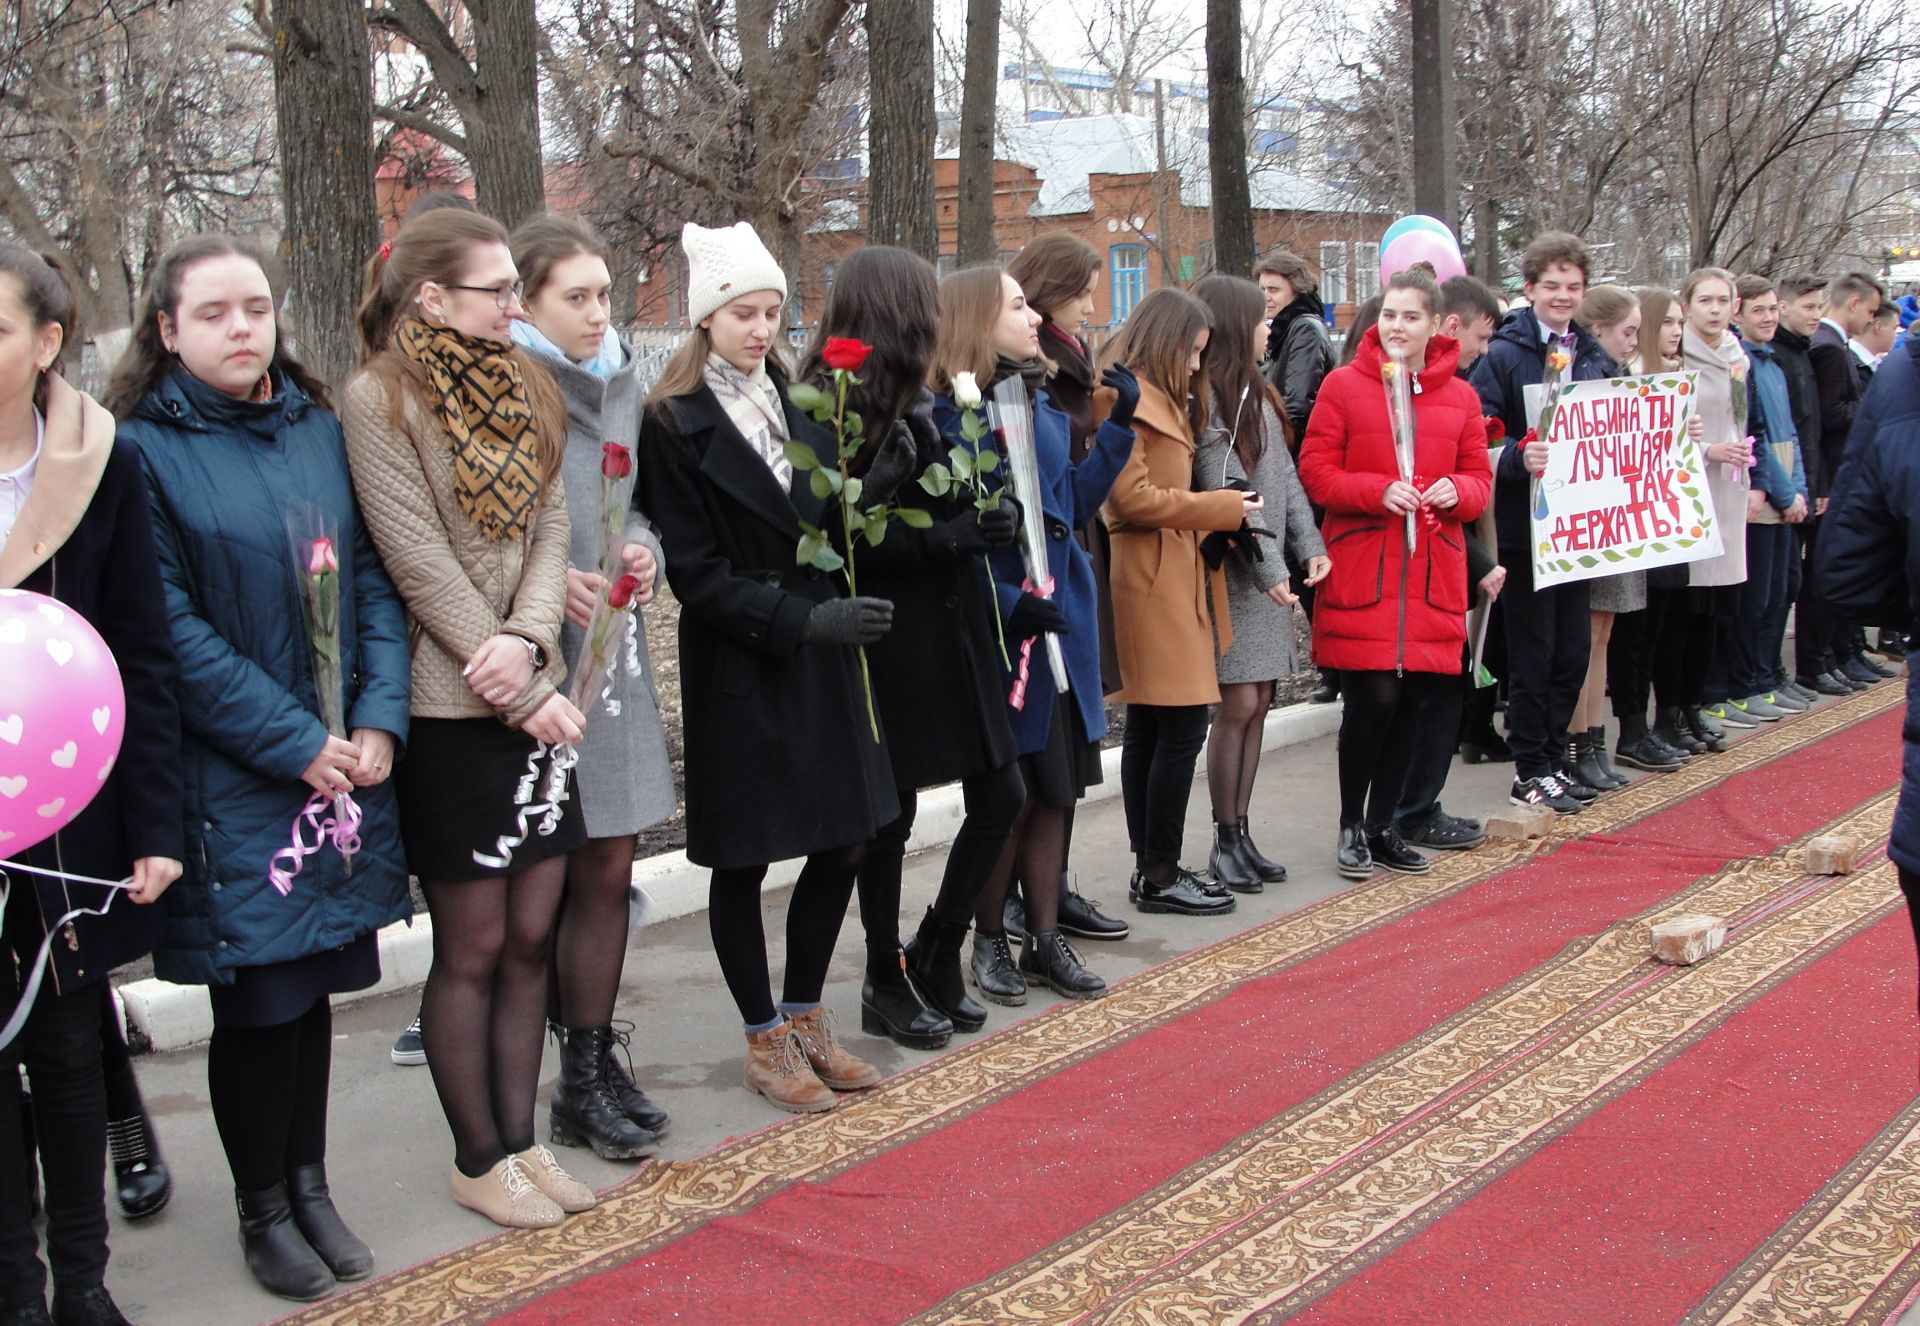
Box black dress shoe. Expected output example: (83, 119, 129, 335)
(235, 1182, 333, 1302)
(1842, 655, 1886, 684)
(1128, 868, 1236, 916)
(1398, 811, 1485, 850)
(1056, 875, 1129, 941)
(0, 1300, 53, 1326)
(860, 955, 953, 1050)
(969, 931, 1027, 1006)
(48, 1287, 128, 1326)
(601, 1023, 672, 1137)
(1002, 891, 1027, 941)
(1208, 823, 1263, 894)
(1614, 735, 1680, 771)
(1366, 826, 1431, 874)
(1336, 823, 1373, 880)
(1018, 930, 1108, 999)
(1236, 817, 1288, 883)
(1802, 671, 1853, 697)
(286, 1164, 374, 1281)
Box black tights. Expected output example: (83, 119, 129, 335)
(207, 998, 332, 1193)
(1337, 669, 1444, 827)
(709, 846, 864, 1029)
(1207, 680, 1273, 824)
(857, 765, 1026, 969)
(978, 796, 1071, 935)
(1121, 702, 1211, 882)
(549, 834, 638, 1029)
(419, 859, 568, 1179)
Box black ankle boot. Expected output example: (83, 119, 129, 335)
(105, 1086, 170, 1221)
(48, 1286, 129, 1326)
(549, 1026, 661, 1161)
(860, 949, 953, 1050)
(1018, 930, 1108, 999)
(904, 909, 988, 1031)
(1208, 823, 1263, 894)
(1237, 816, 1288, 883)
(235, 1181, 333, 1301)
(600, 1021, 672, 1137)
(285, 1163, 373, 1281)
(969, 930, 1028, 1005)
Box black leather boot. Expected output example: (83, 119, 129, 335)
(904, 909, 988, 1031)
(235, 1181, 333, 1301)
(1237, 816, 1288, 883)
(969, 930, 1028, 1006)
(285, 1164, 374, 1281)
(1208, 823, 1263, 894)
(1018, 930, 1108, 999)
(860, 949, 953, 1050)
(600, 1022, 672, 1137)
(1587, 727, 1630, 788)
(47, 1286, 129, 1326)
(548, 1027, 660, 1160)
(105, 1079, 170, 1221)
(1571, 732, 1626, 791)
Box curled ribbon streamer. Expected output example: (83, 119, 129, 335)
(472, 742, 576, 870)
(1006, 574, 1056, 712)
(0, 862, 133, 1053)
(267, 791, 365, 897)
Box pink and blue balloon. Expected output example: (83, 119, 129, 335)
(0, 588, 126, 855)
(1380, 215, 1467, 285)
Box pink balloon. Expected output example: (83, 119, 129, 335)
(1381, 230, 1467, 285)
(0, 589, 126, 856)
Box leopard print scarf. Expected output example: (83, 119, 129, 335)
(397, 318, 543, 541)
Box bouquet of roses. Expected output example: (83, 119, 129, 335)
(786, 337, 933, 741)
(567, 441, 646, 717)
(918, 370, 1011, 666)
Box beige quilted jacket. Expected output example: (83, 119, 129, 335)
(340, 371, 570, 728)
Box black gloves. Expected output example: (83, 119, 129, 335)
(950, 503, 1019, 554)
(802, 596, 894, 645)
(1007, 593, 1069, 639)
(861, 421, 918, 507)
(1199, 523, 1273, 571)
(1102, 363, 1141, 428)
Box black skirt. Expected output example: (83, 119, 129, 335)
(1020, 697, 1103, 811)
(395, 718, 587, 880)
(208, 932, 380, 1029)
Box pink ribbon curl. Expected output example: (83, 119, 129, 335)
(1007, 574, 1056, 712)
(268, 791, 364, 897)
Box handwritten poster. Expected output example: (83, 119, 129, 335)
(1528, 372, 1722, 589)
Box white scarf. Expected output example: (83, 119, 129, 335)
(704, 353, 791, 487)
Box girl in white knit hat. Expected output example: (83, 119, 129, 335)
(635, 221, 901, 1113)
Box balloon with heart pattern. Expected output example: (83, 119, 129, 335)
(0, 588, 126, 855)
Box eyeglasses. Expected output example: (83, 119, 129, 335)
(444, 281, 525, 310)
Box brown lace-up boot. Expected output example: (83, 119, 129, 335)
(787, 1006, 882, 1090)
(743, 1021, 838, 1113)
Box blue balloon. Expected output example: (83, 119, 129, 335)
(1382, 214, 1456, 250)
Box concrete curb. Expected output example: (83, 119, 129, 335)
(120, 698, 1343, 1052)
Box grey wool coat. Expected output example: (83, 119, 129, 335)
(1194, 393, 1326, 683)
(542, 339, 677, 838)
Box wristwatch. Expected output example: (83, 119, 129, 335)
(514, 635, 548, 670)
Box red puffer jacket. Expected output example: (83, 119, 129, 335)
(1298, 327, 1493, 674)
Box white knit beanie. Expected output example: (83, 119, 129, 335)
(682, 221, 788, 327)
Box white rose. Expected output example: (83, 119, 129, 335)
(952, 371, 983, 408)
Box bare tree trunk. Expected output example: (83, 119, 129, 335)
(1474, 193, 1501, 283)
(1409, 0, 1457, 230)
(271, 0, 376, 383)
(468, 0, 545, 226)
(956, 0, 999, 266)
(1205, 0, 1252, 277)
(866, 0, 936, 259)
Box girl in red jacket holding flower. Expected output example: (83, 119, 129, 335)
(1299, 267, 1493, 882)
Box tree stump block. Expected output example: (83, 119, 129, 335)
(1486, 804, 1556, 841)
(1651, 914, 1727, 966)
(1804, 835, 1859, 875)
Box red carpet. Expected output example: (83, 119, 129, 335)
(278, 686, 1920, 1325)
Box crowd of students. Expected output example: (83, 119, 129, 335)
(0, 199, 1905, 1323)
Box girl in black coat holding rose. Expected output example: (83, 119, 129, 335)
(0, 248, 182, 1326)
(796, 246, 1024, 1049)
(636, 222, 899, 1114)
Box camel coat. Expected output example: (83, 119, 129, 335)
(1099, 382, 1248, 705)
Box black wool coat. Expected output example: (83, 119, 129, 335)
(1772, 328, 1825, 496)
(850, 408, 1017, 792)
(636, 377, 899, 869)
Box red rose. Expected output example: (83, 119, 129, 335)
(1484, 417, 1505, 445)
(601, 442, 632, 479)
(821, 337, 872, 373)
(607, 573, 643, 610)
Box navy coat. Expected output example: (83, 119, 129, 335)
(1817, 332, 1920, 870)
(123, 369, 411, 986)
(1467, 307, 1614, 556)
(933, 388, 1133, 755)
